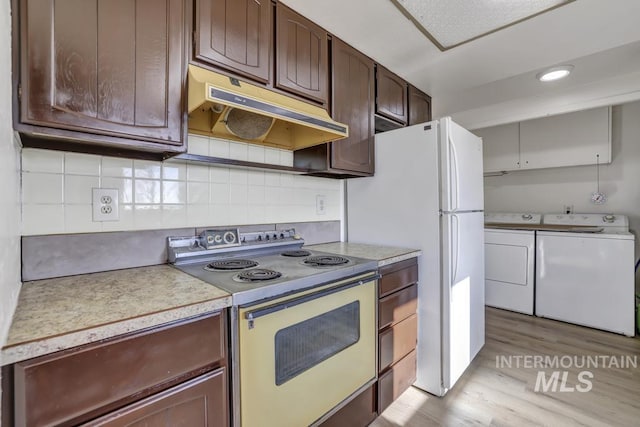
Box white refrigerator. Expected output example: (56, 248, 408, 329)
(347, 117, 485, 397)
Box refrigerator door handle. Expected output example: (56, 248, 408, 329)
(449, 135, 459, 212)
(451, 214, 459, 285)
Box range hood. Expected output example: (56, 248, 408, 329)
(187, 65, 348, 150)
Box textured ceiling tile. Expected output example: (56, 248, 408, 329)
(394, 0, 572, 49)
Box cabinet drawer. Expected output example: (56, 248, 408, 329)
(379, 314, 417, 373)
(14, 312, 225, 427)
(378, 350, 416, 414)
(319, 384, 376, 427)
(379, 283, 417, 330)
(83, 368, 228, 427)
(379, 258, 418, 297)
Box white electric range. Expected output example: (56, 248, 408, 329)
(168, 228, 379, 426)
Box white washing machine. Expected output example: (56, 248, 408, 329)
(484, 213, 541, 315)
(536, 213, 635, 336)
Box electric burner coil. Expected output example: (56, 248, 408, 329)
(303, 255, 350, 267)
(281, 250, 312, 257)
(205, 259, 258, 271)
(235, 269, 283, 282)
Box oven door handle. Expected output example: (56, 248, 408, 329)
(244, 273, 380, 329)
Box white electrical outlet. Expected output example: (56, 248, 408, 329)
(316, 195, 326, 215)
(92, 188, 119, 221)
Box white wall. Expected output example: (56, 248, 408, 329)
(484, 100, 640, 287)
(0, 0, 21, 422)
(0, 0, 21, 352)
(21, 136, 343, 235)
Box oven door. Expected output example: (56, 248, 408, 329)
(237, 273, 377, 427)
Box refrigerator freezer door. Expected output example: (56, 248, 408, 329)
(440, 118, 484, 212)
(441, 211, 485, 390)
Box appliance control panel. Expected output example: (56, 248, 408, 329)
(542, 213, 629, 227)
(240, 229, 299, 245)
(484, 212, 542, 225)
(200, 228, 240, 249)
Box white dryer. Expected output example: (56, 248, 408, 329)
(484, 213, 541, 315)
(536, 214, 635, 336)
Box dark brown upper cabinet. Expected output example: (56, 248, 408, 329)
(194, 0, 272, 84)
(376, 65, 408, 126)
(330, 38, 375, 175)
(293, 38, 374, 177)
(16, 0, 188, 156)
(275, 3, 329, 105)
(408, 84, 432, 125)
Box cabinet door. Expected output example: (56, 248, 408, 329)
(275, 3, 328, 104)
(194, 0, 271, 83)
(14, 312, 225, 426)
(330, 38, 375, 175)
(84, 369, 228, 427)
(473, 122, 520, 172)
(408, 85, 432, 125)
(519, 106, 611, 169)
(20, 0, 186, 145)
(376, 65, 408, 125)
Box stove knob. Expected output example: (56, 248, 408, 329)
(223, 231, 237, 244)
(280, 233, 285, 239)
(266, 234, 270, 240)
(258, 235, 262, 241)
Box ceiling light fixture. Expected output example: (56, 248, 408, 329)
(537, 65, 574, 82)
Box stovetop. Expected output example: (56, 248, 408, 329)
(168, 228, 378, 306)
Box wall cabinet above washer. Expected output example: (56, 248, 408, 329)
(476, 106, 611, 173)
(474, 122, 521, 173)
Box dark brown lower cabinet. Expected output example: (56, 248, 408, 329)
(8, 311, 228, 427)
(378, 350, 417, 413)
(379, 313, 418, 372)
(83, 369, 228, 427)
(377, 259, 419, 415)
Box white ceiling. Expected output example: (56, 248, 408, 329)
(280, 0, 640, 129)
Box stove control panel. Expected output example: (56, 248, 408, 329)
(201, 228, 240, 249)
(240, 229, 299, 245)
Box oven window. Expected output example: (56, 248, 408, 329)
(274, 301, 360, 385)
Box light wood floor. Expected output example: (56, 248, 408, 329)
(371, 307, 640, 427)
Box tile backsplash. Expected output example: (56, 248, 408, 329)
(21, 136, 343, 236)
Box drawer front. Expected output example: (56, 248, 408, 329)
(319, 384, 376, 427)
(379, 283, 417, 330)
(83, 368, 228, 427)
(379, 259, 418, 297)
(15, 312, 225, 427)
(378, 350, 417, 414)
(379, 314, 417, 373)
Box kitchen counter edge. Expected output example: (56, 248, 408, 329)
(1, 265, 232, 366)
(307, 242, 421, 267)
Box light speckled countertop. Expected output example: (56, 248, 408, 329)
(1, 265, 231, 366)
(308, 242, 421, 267)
